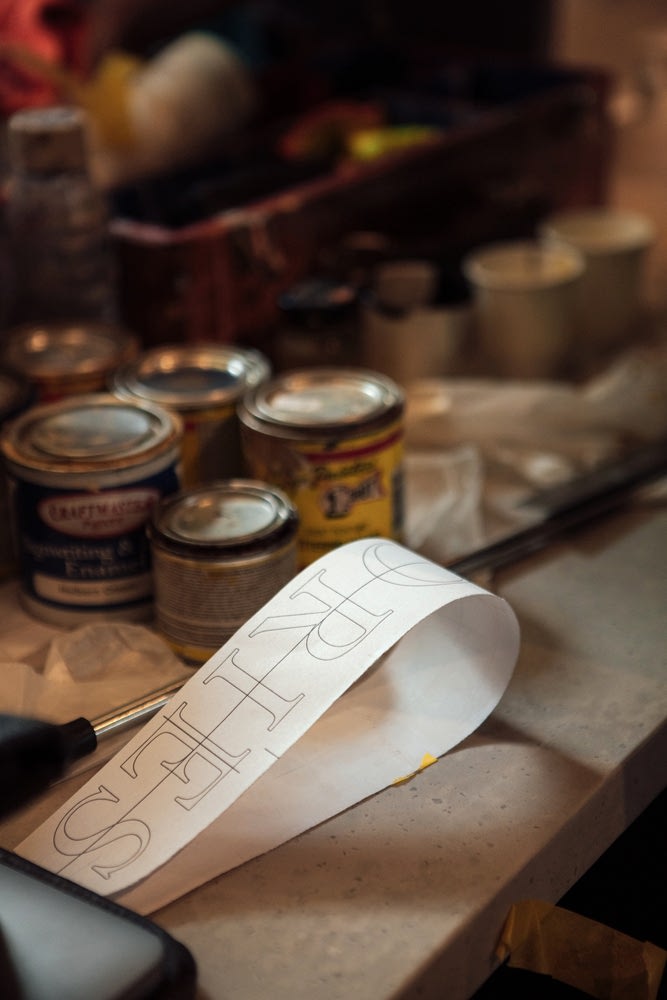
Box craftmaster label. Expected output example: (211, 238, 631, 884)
(14, 468, 178, 612)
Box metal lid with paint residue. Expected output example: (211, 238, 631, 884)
(2, 323, 139, 386)
(150, 480, 298, 557)
(111, 344, 270, 411)
(1, 393, 182, 474)
(239, 367, 403, 437)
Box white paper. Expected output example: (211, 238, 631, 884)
(18, 538, 520, 909)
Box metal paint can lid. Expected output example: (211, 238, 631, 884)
(240, 367, 403, 436)
(2, 322, 139, 385)
(2, 393, 182, 474)
(150, 480, 298, 556)
(111, 344, 270, 411)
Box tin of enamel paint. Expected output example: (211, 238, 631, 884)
(2, 321, 139, 401)
(238, 367, 404, 565)
(1, 393, 183, 624)
(110, 343, 270, 488)
(149, 480, 298, 664)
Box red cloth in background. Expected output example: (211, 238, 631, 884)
(0, 0, 87, 115)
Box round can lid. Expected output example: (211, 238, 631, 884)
(3, 323, 138, 379)
(2, 393, 180, 469)
(111, 345, 270, 410)
(242, 368, 403, 432)
(153, 480, 296, 549)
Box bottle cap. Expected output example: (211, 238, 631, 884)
(7, 106, 88, 173)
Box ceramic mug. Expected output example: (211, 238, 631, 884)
(539, 208, 655, 361)
(463, 239, 585, 379)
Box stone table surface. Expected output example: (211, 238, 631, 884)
(158, 505, 667, 1000)
(4, 502, 663, 1000)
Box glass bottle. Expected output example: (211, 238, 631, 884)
(5, 105, 118, 325)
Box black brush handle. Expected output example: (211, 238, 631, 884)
(0, 714, 96, 819)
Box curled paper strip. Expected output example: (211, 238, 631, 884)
(497, 900, 667, 1000)
(18, 539, 520, 907)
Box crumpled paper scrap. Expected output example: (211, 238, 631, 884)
(0, 621, 189, 726)
(497, 899, 667, 1000)
(0, 609, 192, 775)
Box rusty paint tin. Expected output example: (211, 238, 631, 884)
(110, 343, 270, 488)
(1, 393, 183, 625)
(148, 479, 298, 664)
(238, 367, 404, 565)
(2, 321, 139, 401)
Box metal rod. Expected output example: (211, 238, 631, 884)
(91, 679, 186, 741)
(448, 437, 667, 579)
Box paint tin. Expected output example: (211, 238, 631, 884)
(1, 393, 183, 625)
(2, 321, 139, 401)
(149, 480, 299, 664)
(110, 343, 270, 488)
(238, 367, 404, 565)
(273, 276, 361, 370)
(0, 365, 34, 579)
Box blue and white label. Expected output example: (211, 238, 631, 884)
(14, 464, 179, 613)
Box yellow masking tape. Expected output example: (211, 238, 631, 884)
(392, 753, 439, 786)
(497, 900, 667, 1000)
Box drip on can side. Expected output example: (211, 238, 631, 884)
(110, 343, 270, 489)
(148, 479, 299, 664)
(1, 393, 183, 625)
(238, 367, 404, 566)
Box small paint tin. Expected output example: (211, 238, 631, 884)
(1, 393, 183, 625)
(2, 321, 139, 401)
(149, 480, 299, 664)
(238, 367, 404, 565)
(110, 343, 270, 488)
(0, 365, 34, 579)
(274, 276, 361, 370)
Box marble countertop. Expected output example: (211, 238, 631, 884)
(2, 505, 664, 999)
(1, 485, 665, 1000)
(130, 502, 663, 1000)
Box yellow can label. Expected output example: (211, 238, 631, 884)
(179, 402, 237, 488)
(289, 420, 404, 565)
